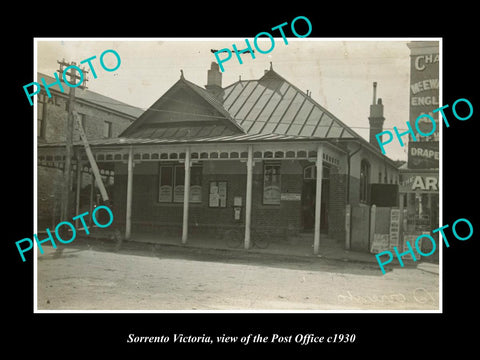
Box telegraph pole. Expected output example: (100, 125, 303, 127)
(56, 60, 88, 223)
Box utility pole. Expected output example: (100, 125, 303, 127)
(56, 60, 88, 223)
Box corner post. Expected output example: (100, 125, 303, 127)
(314, 144, 324, 255)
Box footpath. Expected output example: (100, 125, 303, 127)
(79, 231, 439, 274)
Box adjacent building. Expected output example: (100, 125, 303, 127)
(37, 73, 144, 228)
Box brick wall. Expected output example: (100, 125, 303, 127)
(113, 160, 304, 241)
(40, 93, 132, 143)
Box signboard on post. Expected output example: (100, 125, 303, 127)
(408, 141, 439, 169)
(407, 41, 439, 170)
(389, 208, 400, 249)
(280, 193, 301, 201)
(399, 172, 439, 193)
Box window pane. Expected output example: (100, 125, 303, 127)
(263, 164, 281, 205)
(159, 166, 173, 202)
(174, 166, 185, 202)
(190, 166, 202, 203)
(175, 166, 185, 186)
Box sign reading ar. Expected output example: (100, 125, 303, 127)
(411, 175, 438, 191)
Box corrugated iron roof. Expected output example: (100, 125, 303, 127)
(39, 132, 324, 148)
(222, 69, 358, 139)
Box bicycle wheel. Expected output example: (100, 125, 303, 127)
(225, 229, 242, 248)
(252, 229, 269, 249)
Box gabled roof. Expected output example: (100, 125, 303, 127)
(120, 75, 245, 139)
(120, 68, 362, 142)
(221, 68, 359, 139)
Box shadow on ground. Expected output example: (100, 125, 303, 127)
(37, 236, 424, 277)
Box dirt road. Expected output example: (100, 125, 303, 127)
(36, 240, 439, 311)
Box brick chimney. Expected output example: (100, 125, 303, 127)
(205, 62, 224, 102)
(368, 82, 385, 151)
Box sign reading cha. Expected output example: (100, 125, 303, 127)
(414, 53, 439, 71)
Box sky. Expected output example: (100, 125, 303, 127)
(35, 38, 416, 161)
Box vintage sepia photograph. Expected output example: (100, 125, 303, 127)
(34, 38, 440, 311)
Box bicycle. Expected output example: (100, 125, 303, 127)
(224, 227, 270, 249)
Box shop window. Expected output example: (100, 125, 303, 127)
(158, 164, 202, 203)
(263, 163, 281, 205)
(360, 159, 370, 203)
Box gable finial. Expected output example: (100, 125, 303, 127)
(270, 61, 273, 70)
(180, 69, 184, 79)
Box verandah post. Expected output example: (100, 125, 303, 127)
(125, 146, 133, 240)
(182, 147, 191, 244)
(244, 145, 253, 249)
(314, 144, 324, 255)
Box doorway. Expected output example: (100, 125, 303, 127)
(301, 164, 329, 232)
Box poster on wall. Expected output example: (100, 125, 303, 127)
(263, 185, 281, 204)
(218, 181, 227, 207)
(159, 185, 172, 202)
(209, 182, 219, 207)
(209, 181, 227, 208)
